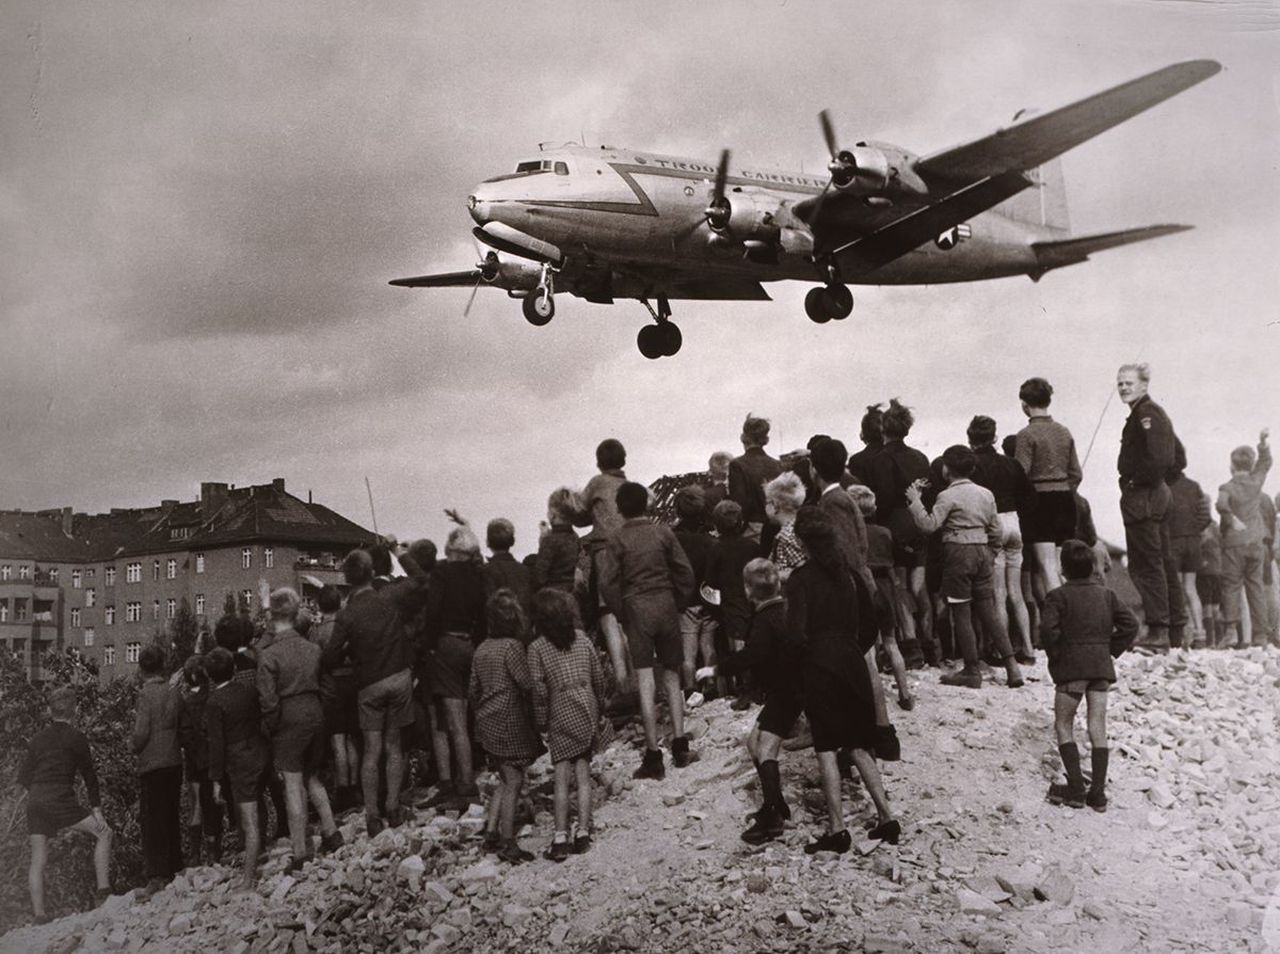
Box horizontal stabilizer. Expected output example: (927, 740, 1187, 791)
(389, 269, 480, 288)
(917, 60, 1221, 183)
(1032, 224, 1192, 270)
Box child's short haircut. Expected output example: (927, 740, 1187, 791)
(615, 481, 650, 519)
(547, 487, 582, 525)
(214, 614, 254, 652)
(847, 483, 877, 517)
(48, 686, 77, 720)
(882, 399, 914, 439)
(182, 654, 207, 690)
(1060, 539, 1095, 580)
(742, 558, 781, 602)
(408, 538, 437, 572)
(742, 414, 771, 447)
(295, 607, 313, 638)
(674, 485, 706, 522)
(446, 525, 481, 559)
(1231, 445, 1257, 472)
(596, 438, 626, 470)
(205, 647, 235, 684)
(967, 415, 997, 448)
(712, 499, 745, 535)
(487, 518, 515, 552)
(269, 587, 301, 622)
(139, 644, 166, 676)
(1001, 434, 1018, 457)
(532, 588, 577, 651)
(860, 404, 884, 444)
(317, 584, 342, 614)
(1019, 377, 1053, 409)
(342, 549, 374, 587)
(809, 437, 849, 483)
(486, 588, 527, 642)
(764, 471, 806, 515)
(942, 444, 977, 478)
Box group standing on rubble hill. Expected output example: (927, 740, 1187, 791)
(15, 362, 1275, 927)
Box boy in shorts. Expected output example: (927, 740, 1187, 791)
(600, 481, 697, 779)
(1040, 540, 1140, 811)
(19, 686, 113, 923)
(906, 445, 1025, 690)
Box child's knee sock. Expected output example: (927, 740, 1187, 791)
(1089, 748, 1109, 795)
(758, 759, 784, 811)
(1058, 742, 1085, 790)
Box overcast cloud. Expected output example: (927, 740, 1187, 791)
(2, 0, 1277, 553)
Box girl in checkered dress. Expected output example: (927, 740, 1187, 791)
(469, 589, 542, 864)
(529, 588, 609, 861)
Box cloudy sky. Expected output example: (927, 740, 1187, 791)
(2, 0, 1277, 555)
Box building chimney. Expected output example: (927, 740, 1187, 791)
(161, 499, 178, 514)
(200, 482, 229, 516)
(272, 478, 286, 494)
(61, 507, 74, 536)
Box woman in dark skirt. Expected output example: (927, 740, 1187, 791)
(788, 507, 899, 855)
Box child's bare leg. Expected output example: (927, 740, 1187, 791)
(1085, 690, 1111, 802)
(237, 802, 260, 887)
(484, 771, 501, 835)
(851, 748, 893, 824)
(1085, 691, 1108, 749)
(428, 704, 453, 788)
(282, 771, 308, 860)
(634, 667, 659, 750)
(698, 620, 717, 676)
(28, 835, 47, 918)
(1180, 573, 1203, 642)
(679, 611, 698, 689)
(745, 724, 762, 764)
(864, 645, 891, 726)
(443, 699, 474, 790)
(663, 668, 685, 740)
(304, 774, 337, 837)
(974, 596, 1022, 685)
(814, 751, 844, 834)
(1054, 689, 1081, 745)
(553, 761, 571, 835)
(909, 567, 934, 658)
(599, 613, 630, 686)
(500, 763, 523, 841)
(1006, 563, 1034, 656)
(574, 758, 592, 832)
(950, 602, 978, 669)
(71, 813, 113, 891)
(882, 635, 912, 703)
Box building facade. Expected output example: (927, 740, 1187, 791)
(0, 480, 374, 681)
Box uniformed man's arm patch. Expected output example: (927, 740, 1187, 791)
(1141, 418, 1153, 430)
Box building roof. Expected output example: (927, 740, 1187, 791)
(0, 480, 375, 563)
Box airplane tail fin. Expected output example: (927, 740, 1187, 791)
(1031, 224, 1193, 273)
(995, 108, 1071, 233)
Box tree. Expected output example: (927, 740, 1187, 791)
(223, 592, 238, 619)
(167, 597, 199, 672)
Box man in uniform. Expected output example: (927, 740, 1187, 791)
(1116, 363, 1182, 651)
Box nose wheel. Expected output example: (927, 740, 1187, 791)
(637, 297, 682, 359)
(804, 283, 853, 323)
(522, 264, 556, 326)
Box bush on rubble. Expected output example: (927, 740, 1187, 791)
(0, 650, 143, 931)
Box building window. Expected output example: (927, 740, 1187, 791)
(126, 563, 141, 584)
(72, 570, 82, 589)
(105, 566, 116, 586)
(126, 602, 142, 623)
(49, 568, 59, 583)
(15, 599, 29, 622)
(85, 587, 96, 608)
(152, 560, 160, 581)
(195, 553, 205, 574)
(71, 608, 81, 627)
(0, 602, 7, 623)
(241, 589, 253, 611)
(166, 599, 176, 620)
(103, 645, 115, 666)
(195, 594, 205, 616)
(18, 565, 30, 581)
(166, 559, 177, 580)
(0, 565, 9, 581)
(126, 643, 141, 664)
(105, 606, 115, 625)
(84, 627, 95, 647)
(242, 548, 253, 570)
(86, 568, 95, 579)
(151, 601, 160, 620)
(265, 548, 274, 569)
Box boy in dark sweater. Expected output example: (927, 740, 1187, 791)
(1040, 540, 1140, 811)
(704, 500, 761, 708)
(19, 686, 113, 923)
(696, 558, 801, 844)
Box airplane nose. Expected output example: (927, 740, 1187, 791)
(467, 190, 489, 225)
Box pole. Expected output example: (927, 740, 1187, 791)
(365, 476, 379, 537)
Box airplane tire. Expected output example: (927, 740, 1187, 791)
(825, 284, 853, 320)
(657, 322, 682, 356)
(804, 287, 832, 324)
(523, 291, 554, 326)
(637, 324, 664, 359)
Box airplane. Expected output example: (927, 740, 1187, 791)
(391, 59, 1220, 359)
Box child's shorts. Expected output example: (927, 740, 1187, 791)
(1057, 679, 1112, 695)
(756, 689, 803, 738)
(623, 592, 683, 671)
(27, 787, 89, 837)
(1196, 573, 1221, 605)
(941, 543, 995, 602)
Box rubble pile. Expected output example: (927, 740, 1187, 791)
(4, 649, 1278, 954)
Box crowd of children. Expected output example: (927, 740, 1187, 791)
(15, 369, 1275, 926)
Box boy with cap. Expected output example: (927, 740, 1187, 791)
(906, 445, 1025, 690)
(19, 686, 114, 923)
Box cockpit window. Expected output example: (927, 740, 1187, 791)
(483, 159, 568, 183)
(515, 160, 547, 174)
(554, 161, 569, 176)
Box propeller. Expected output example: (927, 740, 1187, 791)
(807, 109, 858, 236)
(463, 248, 501, 317)
(675, 149, 732, 240)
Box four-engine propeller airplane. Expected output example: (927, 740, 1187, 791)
(391, 60, 1220, 358)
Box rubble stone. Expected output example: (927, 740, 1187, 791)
(955, 889, 1003, 916)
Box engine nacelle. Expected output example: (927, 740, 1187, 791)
(709, 190, 782, 243)
(831, 143, 929, 198)
(488, 259, 541, 291)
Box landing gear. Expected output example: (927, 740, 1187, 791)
(804, 283, 853, 323)
(638, 296, 682, 359)
(522, 264, 555, 326)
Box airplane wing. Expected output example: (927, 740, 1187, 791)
(1031, 224, 1192, 272)
(833, 171, 1031, 275)
(388, 269, 480, 288)
(915, 60, 1220, 183)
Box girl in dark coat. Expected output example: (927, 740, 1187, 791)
(788, 507, 899, 854)
(1040, 540, 1139, 812)
(178, 655, 222, 864)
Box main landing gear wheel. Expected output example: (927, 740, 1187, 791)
(804, 284, 853, 323)
(522, 289, 554, 326)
